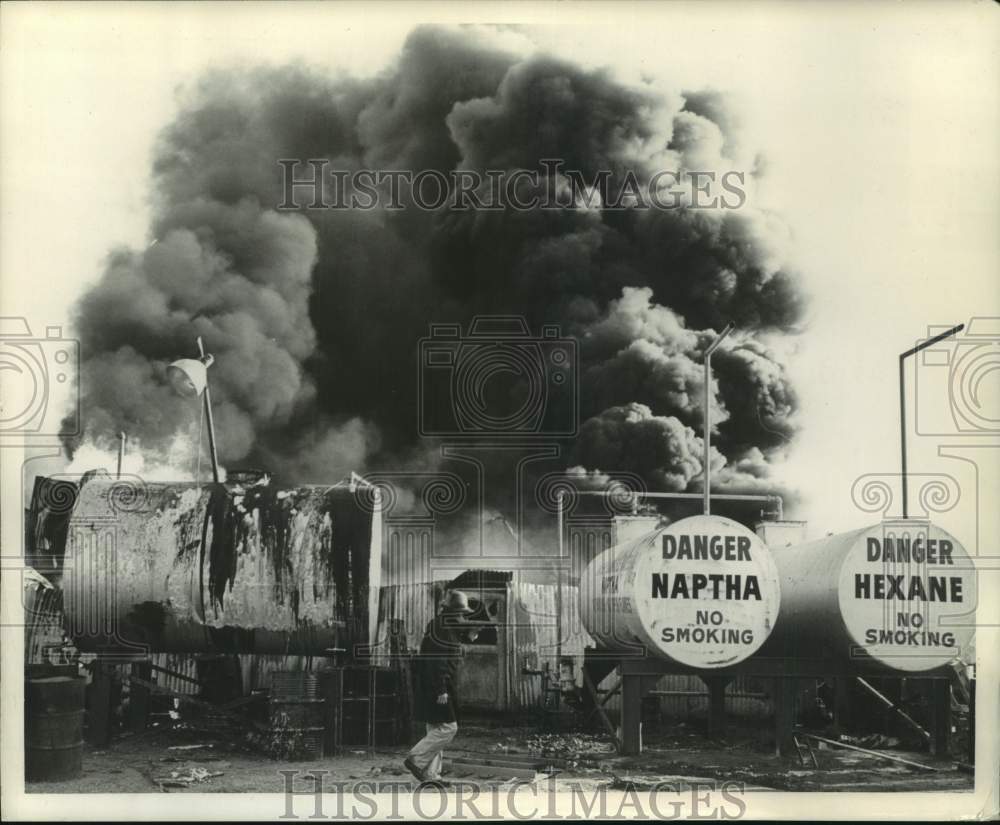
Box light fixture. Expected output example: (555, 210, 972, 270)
(167, 357, 211, 398)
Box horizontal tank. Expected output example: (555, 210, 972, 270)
(763, 520, 976, 672)
(27, 472, 382, 656)
(580, 514, 781, 668)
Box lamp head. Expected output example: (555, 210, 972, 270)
(167, 358, 208, 397)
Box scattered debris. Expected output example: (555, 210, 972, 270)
(153, 765, 225, 790)
(524, 733, 616, 761)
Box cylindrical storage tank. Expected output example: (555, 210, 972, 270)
(25, 675, 86, 781)
(580, 515, 781, 668)
(46, 475, 382, 656)
(765, 520, 976, 671)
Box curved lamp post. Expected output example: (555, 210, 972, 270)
(898, 323, 963, 518)
(167, 336, 220, 483)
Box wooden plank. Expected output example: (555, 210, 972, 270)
(450, 756, 545, 771)
(855, 677, 930, 743)
(128, 675, 268, 732)
(801, 733, 939, 772)
(582, 668, 620, 748)
(443, 762, 535, 781)
(147, 662, 201, 686)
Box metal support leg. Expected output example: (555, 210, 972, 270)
(128, 660, 152, 733)
(621, 674, 643, 755)
(774, 677, 797, 758)
(968, 676, 976, 765)
(931, 679, 952, 758)
(85, 662, 115, 746)
(620, 674, 658, 755)
(833, 676, 852, 734)
(705, 676, 729, 739)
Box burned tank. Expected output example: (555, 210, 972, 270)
(26, 471, 382, 656)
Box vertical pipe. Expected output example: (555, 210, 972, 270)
(197, 337, 221, 484)
(702, 322, 734, 516)
(900, 354, 908, 519)
(555, 491, 563, 710)
(704, 353, 712, 515)
(116, 432, 127, 479)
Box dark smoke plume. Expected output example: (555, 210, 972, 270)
(66, 25, 805, 512)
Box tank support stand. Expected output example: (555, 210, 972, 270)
(603, 652, 953, 757)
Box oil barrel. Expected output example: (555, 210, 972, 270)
(268, 671, 325, 760)
(25, 675, 86, 781)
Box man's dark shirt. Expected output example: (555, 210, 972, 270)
(413, 613, 464, 724)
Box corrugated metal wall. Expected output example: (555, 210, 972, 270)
(373, 581, 447, 666)
(508, 579, 591, 710)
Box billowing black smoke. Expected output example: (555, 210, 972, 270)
(65, 26, 805, 514)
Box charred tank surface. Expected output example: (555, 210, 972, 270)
(27, 473, 382, 656)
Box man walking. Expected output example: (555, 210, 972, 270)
(403, 590, 475, 784)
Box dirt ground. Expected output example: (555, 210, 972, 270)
(26, 714, 974, 795)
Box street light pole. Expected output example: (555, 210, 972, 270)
(196, 337, 221, 484)
(703, 322, 735, 515)
(116, 431, 127, 479)
(899, 323, 963, 518)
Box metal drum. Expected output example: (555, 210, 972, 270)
(25, 675, 86, 781)
(268, 671, 325, 760)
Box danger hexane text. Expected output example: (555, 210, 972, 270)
(662, 533, 753, 561)
(854, 574, 963, 602)
(651, 573, 762, 600)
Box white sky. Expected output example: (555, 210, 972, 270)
(2, 1, 998, 542)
